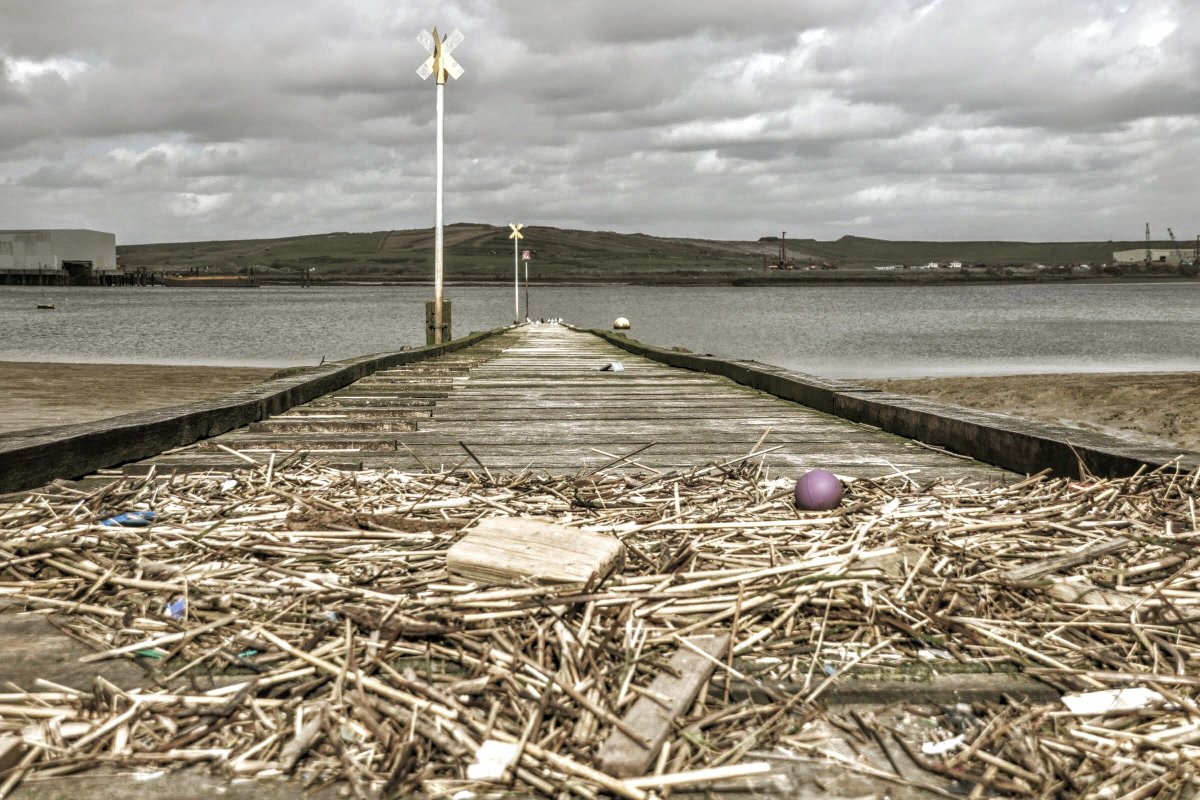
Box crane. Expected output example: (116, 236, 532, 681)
(769, 231, 794, 269)
(1167, 227, 1186, 265)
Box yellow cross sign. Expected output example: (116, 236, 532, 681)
(508, 223, 524, 240)
(417, 27, 464, 85)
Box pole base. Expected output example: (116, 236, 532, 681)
(425, 299, 452, 345)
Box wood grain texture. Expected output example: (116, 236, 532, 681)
(597, 633, 730, 778)
(447, 517, 624, 586)
(126, 324, 1009, 480)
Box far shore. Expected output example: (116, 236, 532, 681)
(255, 273, 1200, 289)
(5, 273, 1197, 289)
(1, 361, 1196, 455)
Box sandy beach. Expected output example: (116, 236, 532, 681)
(1, 361, 1196, 454)
(0, 362, 277, 433)
(870, 372, 1200, 453)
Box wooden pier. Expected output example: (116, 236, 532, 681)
(122, 323, 1005, 482)
(3, 324, 1198, 799)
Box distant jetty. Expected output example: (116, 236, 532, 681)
(159, 273, 258, 288)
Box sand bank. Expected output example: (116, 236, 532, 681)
(0, 361, 277, 433)
(870, 371, 1200, 453)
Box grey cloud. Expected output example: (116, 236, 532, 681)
(0, 0, 1196, 243)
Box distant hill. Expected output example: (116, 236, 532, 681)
(116, 224, 1190, 284)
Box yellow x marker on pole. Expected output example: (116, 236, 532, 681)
(509, 224, 524, 322)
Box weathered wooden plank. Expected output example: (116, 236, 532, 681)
(597, 633, 730, 778)
(447, 518, 624, 586)
(122, 324, 1007, 482)
(424, 398, 784, 407)
(128, 458, 999, 483)
(1002, 536, 1133, 582)
(200, 432, 947, 449)
(247, 419, 421, 433)
(0, 733, 26, 774)
(282, 408, 434, 417)
(428, 414, 862, 424)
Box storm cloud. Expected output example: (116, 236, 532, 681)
(1, 0, 1196, 243)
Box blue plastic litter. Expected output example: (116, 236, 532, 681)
(102, 510, 158, 527)
(165, 597, 186, 620)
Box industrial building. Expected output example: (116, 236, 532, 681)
(1113, 248, 1188, 267)
(0, 229, 119, 285)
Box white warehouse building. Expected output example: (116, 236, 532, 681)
(1113, 248, 1188, 267)
(0, 229, 118, 284)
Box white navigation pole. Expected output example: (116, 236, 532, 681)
(508, 223, 523, 324)
(417, 27, 464, 344)
(522, 248, 531, 320)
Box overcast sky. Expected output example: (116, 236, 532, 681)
(1, 1, 1196, 244)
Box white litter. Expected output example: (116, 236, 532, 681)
(600, 361, 624, 372)
(466, 739, 520, 781)
(1061, 687, 1164, 715)
(132, 771, 166, 781)
(921, 733, 966, 755)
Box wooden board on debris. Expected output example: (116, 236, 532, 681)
(447, 517, 625, 586)
(598, 633, 731, 778)
(0, 733, 25, 773)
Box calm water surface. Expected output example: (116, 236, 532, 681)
(0, 282, 1196, 378)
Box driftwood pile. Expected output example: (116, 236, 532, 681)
(0, 454, 1198, 798)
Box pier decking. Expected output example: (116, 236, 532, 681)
(124, 323, 1005, 481)
(5, 324, 1199, 799)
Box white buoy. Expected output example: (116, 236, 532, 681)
(613, 317, 630, 330)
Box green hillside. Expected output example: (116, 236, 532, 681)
(116, 225, 1195, 284)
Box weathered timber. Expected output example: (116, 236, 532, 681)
(723, 671, 1060, 706)
(0, 327, 514, 492)
(585, 327, 1200, 477)
(0, 734, 24, 774)
(1001, 536, 1133, 582)
(29, 321, 1169, 484)
(447, 518, 625, 586)
(122, 323, 1009, 480)
(597, 633, 730, 778)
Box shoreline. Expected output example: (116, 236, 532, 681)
(6, 275, 1198, 289)
(1, 361, 1197, 453)
(209, 274, 1200, 289)
(870, 371, 1200, 453)
(0, 361, 277, 434)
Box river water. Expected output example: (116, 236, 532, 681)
(0, 281, 1196, 378)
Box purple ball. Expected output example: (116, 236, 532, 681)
(794, 469, 844, 510)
